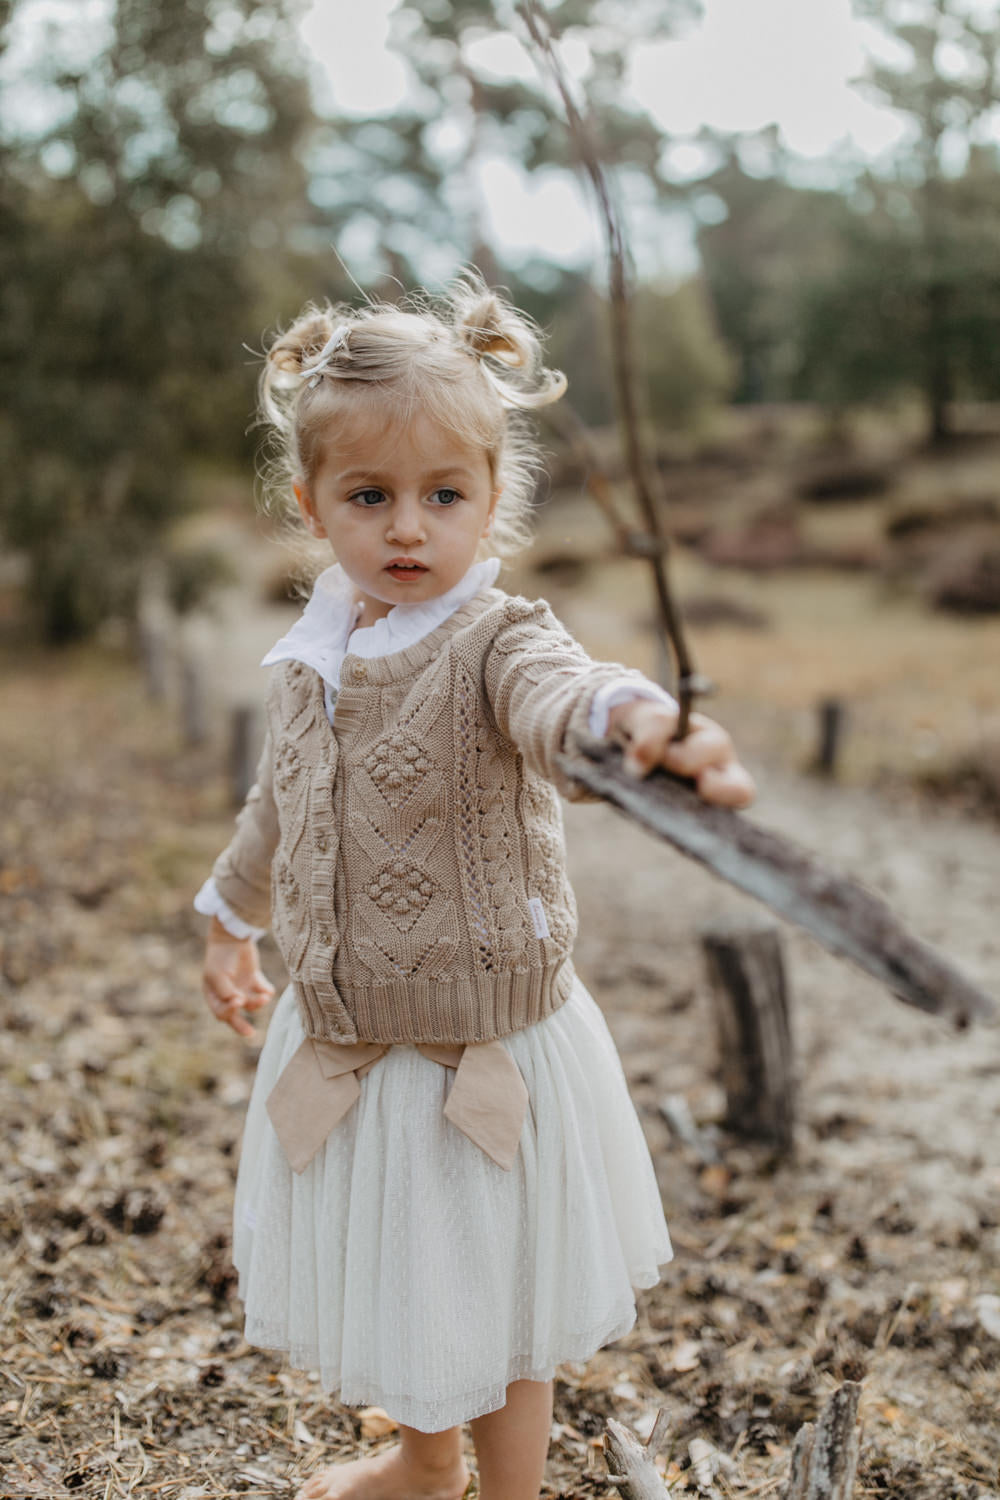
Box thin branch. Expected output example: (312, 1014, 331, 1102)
(517, 0, 704, 733)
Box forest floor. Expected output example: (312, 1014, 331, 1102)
(2, 434, 1000, 1499)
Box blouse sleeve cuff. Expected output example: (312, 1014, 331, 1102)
(194, 877, 269, 941)
(588, 679, 678, 739)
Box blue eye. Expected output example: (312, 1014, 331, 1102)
(432, 488, 461, 506)
(351, 489, 385, 507)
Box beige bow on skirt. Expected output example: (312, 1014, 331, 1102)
(266, 1034, 530, 1174)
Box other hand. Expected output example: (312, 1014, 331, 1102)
(607, 699, 756, 809)
(202, 918, 276, 1037)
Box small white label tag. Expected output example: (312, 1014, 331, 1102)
(527, 896, 550, 940)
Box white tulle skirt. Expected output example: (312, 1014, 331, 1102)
(232, 976, 672, 1432)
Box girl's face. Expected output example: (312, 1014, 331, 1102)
(295, 409, 499, 624)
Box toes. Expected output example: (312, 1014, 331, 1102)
(296, 1479, 329, 1500)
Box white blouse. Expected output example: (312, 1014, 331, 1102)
(196, 559, 675, 939)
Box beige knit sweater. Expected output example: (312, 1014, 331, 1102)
(211, 588, 650, 1046)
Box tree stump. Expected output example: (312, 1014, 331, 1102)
(784, 1381, 862, 1499)
(700, 918, 796, 1152)
(136, 564, 171, 702)
(180, 654, 208, 747)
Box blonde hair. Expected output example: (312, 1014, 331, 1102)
(258, 274, 567, 562)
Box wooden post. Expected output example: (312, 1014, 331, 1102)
(176, 611, 212, 748)
(815, 697, 845, 777)
(700, 917, 796, 1152)
(136, 562, 172, 702)
(231, 705, 259, 806)
(138, 616, 169, 701)
(784, 1381, 862, 1500)
(180, 654, 208, 746)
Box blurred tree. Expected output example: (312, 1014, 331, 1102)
(635, 277, 735, 430)
(368, 1, 740, 435)
(0, 0, 325, 640)
(307, 0, 700, 290)
(848, 0, 1000, 441)
(695, 137, 852, 403)
(535, 270, 734, 430)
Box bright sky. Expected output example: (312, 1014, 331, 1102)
(299, 0, 910, 273)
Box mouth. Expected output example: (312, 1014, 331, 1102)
(385, 559, 429, 581)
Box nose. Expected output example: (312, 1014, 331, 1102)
(386, 494, 426, 547)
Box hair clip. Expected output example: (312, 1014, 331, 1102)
(302, 323, 350, 388)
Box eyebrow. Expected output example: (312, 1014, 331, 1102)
(336, 466, 477, 484)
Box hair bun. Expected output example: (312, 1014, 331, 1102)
(451, 274, 566, 409)
(267, 311, 339, 377)
(454, 286, 534, 373)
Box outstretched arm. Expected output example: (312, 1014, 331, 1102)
(484, 598, 755, 808)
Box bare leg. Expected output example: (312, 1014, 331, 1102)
(296, 1422, 468, 1500)
(469, 1379, 553, 1500)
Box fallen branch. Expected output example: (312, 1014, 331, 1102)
(559, 737, 995, 1028)
(784, 1382, 862, 1500)
(604, 1417, 669, 1498)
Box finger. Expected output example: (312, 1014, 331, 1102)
(662, 721, 735, 777)
(237, 973, 274, 1011)
(241, 991, 272, 1013)
(203, 975, 256, 1035)
(619, 706, 681, 777)
(214, 992, 256, 1037)
(695, 761, 757, 809)
(220, 1003, 256, 1038)
(204, 971, 240, 1008)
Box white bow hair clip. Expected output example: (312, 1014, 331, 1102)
(301, 323, 350, 388)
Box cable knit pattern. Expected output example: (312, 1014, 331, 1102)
(210, 588, 653, 1047)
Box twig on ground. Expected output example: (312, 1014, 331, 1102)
(604, 1417, 670, 1497)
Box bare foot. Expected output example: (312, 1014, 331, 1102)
(295, 1443, 470, 1500)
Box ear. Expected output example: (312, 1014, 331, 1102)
(483, 485, 502, 535)
(293, 480, 326, 539)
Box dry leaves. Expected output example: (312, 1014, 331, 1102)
(2, 651, 1000, 1500)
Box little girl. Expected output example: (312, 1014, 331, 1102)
(197, 276, 754, 1500)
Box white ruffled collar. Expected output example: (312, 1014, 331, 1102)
(261, 556, 502, 690)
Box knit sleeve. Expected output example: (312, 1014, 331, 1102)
(483, 598, 655, 801)
(208, 729, 278, 930)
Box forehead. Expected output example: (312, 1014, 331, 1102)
(316, 406, 491, 480)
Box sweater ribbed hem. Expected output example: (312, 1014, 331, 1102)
(293, 958, 575, 1046)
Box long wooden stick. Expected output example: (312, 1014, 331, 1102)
(560, 737, 996, 1028)
(517, 5, 994, 1031)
